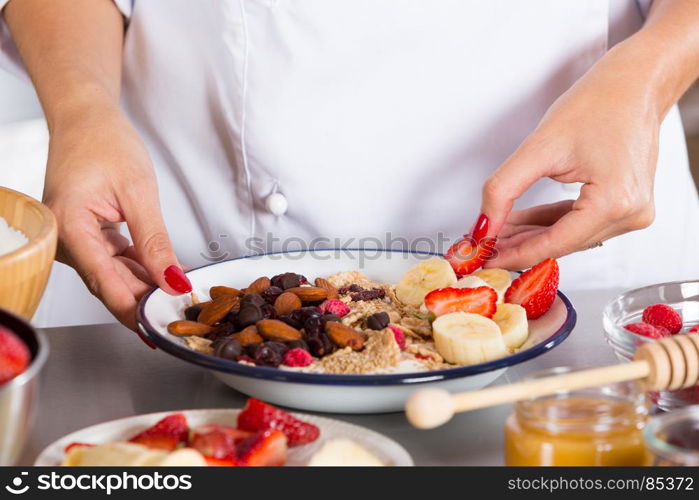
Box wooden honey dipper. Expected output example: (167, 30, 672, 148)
(406, 333, 699, 429)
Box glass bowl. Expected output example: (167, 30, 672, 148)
(603, 280, 699, 411)
(644, 405, 699, 466)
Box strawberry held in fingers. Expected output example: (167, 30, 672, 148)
(237, 398, 320, 446)
(128, 413, 189, 451)
(424, 286, 497, 318)
(504, 258, 559, 320)
(444, 236, 496, 276)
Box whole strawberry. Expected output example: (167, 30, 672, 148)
(642, 304, 682, 335)
(237, 398, 319, 446)
(0, 327, 30, 384)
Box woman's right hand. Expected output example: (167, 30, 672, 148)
(43, 104, 190, 331)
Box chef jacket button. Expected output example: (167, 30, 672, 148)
(265, 192, 288, 216)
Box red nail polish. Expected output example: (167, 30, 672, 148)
(471, 213, 489, 242)
(164, 265, 192, 294)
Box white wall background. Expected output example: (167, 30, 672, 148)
(0, 70, 41, 125)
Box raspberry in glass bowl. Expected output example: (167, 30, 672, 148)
(603, 280, 699, 411)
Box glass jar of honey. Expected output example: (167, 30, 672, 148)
(505, 367, 649, 466)
(645, 406, 699, 466)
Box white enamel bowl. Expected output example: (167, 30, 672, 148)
(35, 408, 413, 466)
(137, 250, 576, 413)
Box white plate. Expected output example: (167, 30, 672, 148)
(34, 408, 413, 466)
(137, 249, 576, 413)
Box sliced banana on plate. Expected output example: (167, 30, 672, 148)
(492, 303, 529, 350)
(473, 268, 513, 303)
(395, 257, 457, 306)
(432, 312, 508, 365)
(453, 275, 490, 290)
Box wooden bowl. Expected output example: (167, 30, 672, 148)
(0, 187, 57, 319)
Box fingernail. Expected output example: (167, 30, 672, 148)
(163, 265, 192, 294)
(471, 213, 489, 242)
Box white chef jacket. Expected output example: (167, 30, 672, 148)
(1, 0, 698, 327)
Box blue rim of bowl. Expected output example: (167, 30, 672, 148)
(137, 248, 576, 386)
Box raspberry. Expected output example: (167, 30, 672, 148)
(642, 304, 682, 334)
(388, 325, 406, 350)
(624, 322, 670, 339)
(282, 348, 313, 367)
(319, 299, 350, 317)
(688, 325, 699, 334)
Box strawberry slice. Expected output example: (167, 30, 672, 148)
(688, 325, 699, 334)
(236, 429, 287, 467)
(424, 286, 497, 318)
(189, 425, 252, 459)
(237, 398, 320, 447)
(203, 455, 238, 466)
(128, 413, 189, 451)
(504, 258, 559, 320)
(64, 442, 94, 453)
(444, 236, 496, 276)
(0, 326, 30, 384)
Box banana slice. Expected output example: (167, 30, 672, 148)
(474, 268, 512, 303)
(396, 257, 457, 306)
(432, 312, 507, 365)
(308, 439, 384, 466)
(492, 303, 528, 350)
(453, 275, 491, 290)
(62, 442, 207, 466)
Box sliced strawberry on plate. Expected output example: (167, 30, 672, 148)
(0, 326, 30, 384)
(64, 442, 94, 453)
(504, 258, 559, 320)
(424, 286, 497, 318)
(128, 413, 189, 451)
(236, 429, 287, 467)
(688, 325, 699, 334)
(203, 455, 238, 466)
(444, 236, 496, 276)
(189, 425, 251, 459)
(237, 398, 320, 447)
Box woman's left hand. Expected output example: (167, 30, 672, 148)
(480, 41, 663, 270)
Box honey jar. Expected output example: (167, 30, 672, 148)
(504, 367, 649, 466)
(645, 406, 699, 466)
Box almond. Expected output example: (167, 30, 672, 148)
(325, 321, 365, 350)
(232, 325, 264, 346)
(286, 286, 328, 302)
(274, 291, 302, 315)
(314, 277, 339, 299)
(256, 319, 303, 342)
(167, 320, 213, 337)
(197, 294, 239, 325)
(245, 277, 271, 295)
(209, 286, 243, 300)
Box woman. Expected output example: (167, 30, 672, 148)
(1, 0, 698, 330)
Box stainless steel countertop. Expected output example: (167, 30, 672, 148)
(19, 288, 622, 466)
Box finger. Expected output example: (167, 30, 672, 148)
(113, 256, 153, 298)
(487, 203, 608, 270)
(61, 212, 139, 327)
(498, 223, 544, 239)
(505, 200, 575, 227)
(120, 187, 189, 295)
(481, 145, 556, 238)
(492, 227, 548, 252)
(102, 224, 131, 257)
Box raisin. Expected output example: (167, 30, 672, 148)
(250, 343, 283, 367)
(289, 306, 321, 326)
(184, 304, 203, 322)
(350, 288, 386, 301)
(338, 284, 363, 295)
(261, 286, 283, 304)
(365, 312, 390, 330)
(206, 322, 236, 342)
(263, 341, 289, 357)
(278, 314, 303, 330)
(303, 316, 325, 338)
(307, 332, 334, 358)
(260, 302, 278, 320)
